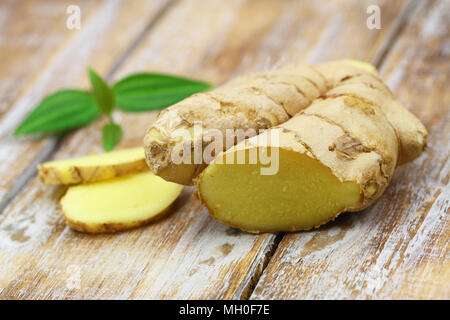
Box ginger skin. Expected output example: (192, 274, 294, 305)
(39, 147, 147, 185)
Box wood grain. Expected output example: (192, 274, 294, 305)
(0, 0, 170, 202)
(0, 0, 97, 116)
(0, 0, 414, 299)
(251, 0, 449, 300)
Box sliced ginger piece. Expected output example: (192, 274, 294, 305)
(39, 147, 147, 185)
(196, 148, 361, 233)
(61, 171, 183, 233)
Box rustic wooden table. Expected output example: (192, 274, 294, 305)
(0, 0, 448, 300)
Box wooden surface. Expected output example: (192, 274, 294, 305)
(0, 0, 448, 299)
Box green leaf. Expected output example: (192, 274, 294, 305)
(88, 68, 115, 115)
(14, 89, 100, 136)
(102, 122, 122, 151)
(113, 73, 213, 112)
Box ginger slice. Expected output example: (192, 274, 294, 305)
(61, 171, 183, 233)
(39, 147, 147, 185)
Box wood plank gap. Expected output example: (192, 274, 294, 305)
(0, 0, 178, 217)
(234, 232, 285, 300)
(372, 0, 421, 68)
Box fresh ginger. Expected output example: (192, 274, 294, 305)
(61, 171, 182, 233)
(39, 147, 147, 185)
(144, 59, 427, 232)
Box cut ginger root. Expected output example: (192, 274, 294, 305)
(189, 60, 427, 233)
(61, 171, 183, 233)
(39, 147, 147, 185)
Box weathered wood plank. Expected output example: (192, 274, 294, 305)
(0, 0, 171, 202)
(251, 0, 449, 300)
(0, 0, 97, 116)
(0, 0, 411, 299)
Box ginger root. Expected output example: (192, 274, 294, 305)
(144, 59, 427, 233)
(61, 171, 182, 233)
(39, 147, 147, 185)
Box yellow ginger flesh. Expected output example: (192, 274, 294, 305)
(197, 149, 361, 233)
(61, 171, 182, 233)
